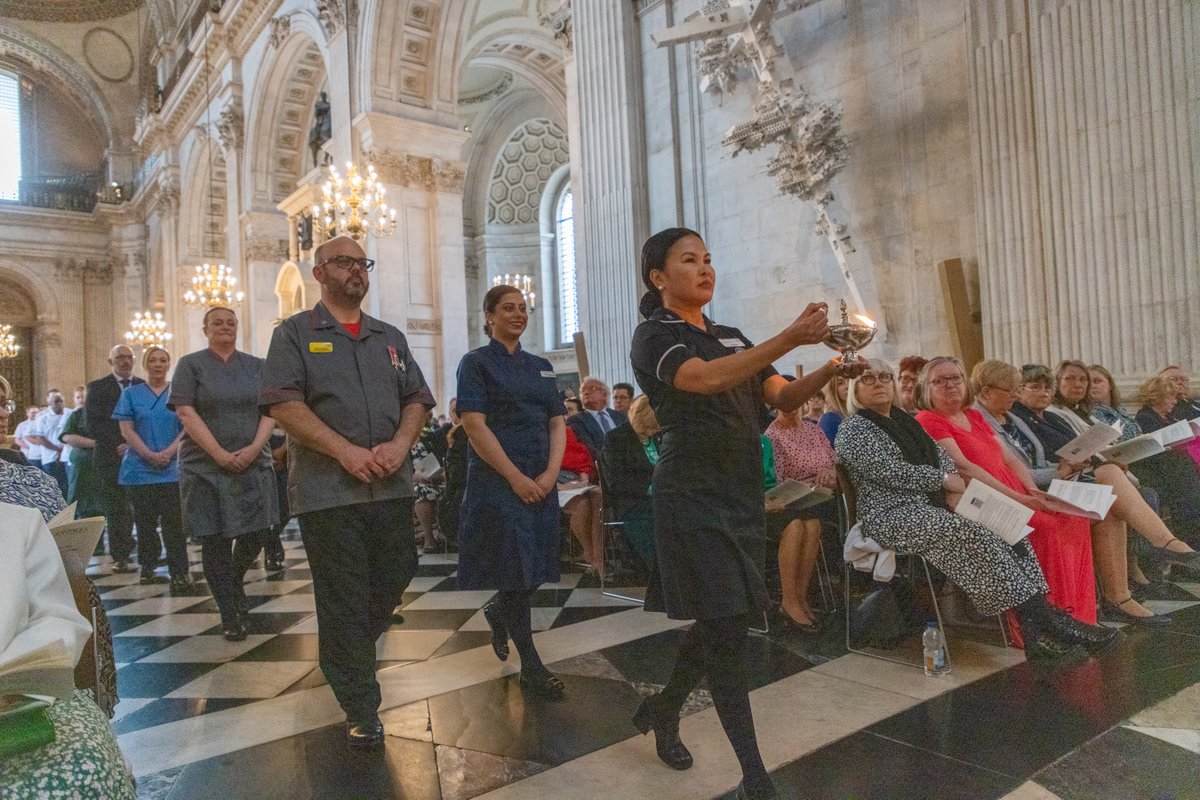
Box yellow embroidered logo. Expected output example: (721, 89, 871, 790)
(309, 342, 333, 353)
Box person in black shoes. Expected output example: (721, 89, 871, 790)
(835, 358, 1122, 668)
(629, 228, 862, 800)
(260, 235, 434, 748)
(171, 307, 279, 642)
(455, 285, 567, 701)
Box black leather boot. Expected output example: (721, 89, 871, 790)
(632, 693, 693, 770)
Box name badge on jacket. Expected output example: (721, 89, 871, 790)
(719, 337, 745, 352)
(309, 342, 333, 353)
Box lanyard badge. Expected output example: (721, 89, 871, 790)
(388, 345, 405, 372)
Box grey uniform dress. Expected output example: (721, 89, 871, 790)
(169, 349, 278, 539)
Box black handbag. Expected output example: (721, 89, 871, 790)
(849, 577, 924, 649)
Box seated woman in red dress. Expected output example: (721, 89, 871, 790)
(560, 426, 604, 575)
(914, 357, 1106, 630)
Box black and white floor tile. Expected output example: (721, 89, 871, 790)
(86, 537, 1200, 800)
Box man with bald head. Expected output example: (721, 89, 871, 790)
(85, 344, 146, 571)
(260, 235, 435, 749)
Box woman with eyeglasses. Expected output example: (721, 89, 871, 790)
(976, 362, 1195, 625)
(896, 355, 928, 415)
(913, 358, 1120, 656)
(835, 359, 1102, 668)
(170, 307, 279, 640)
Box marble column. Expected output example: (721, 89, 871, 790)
(571, 1, 650, 384)
(967, 0, 1200, 387)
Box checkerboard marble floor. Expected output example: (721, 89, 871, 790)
(89, 534, 1200, 800)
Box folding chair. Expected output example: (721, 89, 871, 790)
(596, 463, 646, 603)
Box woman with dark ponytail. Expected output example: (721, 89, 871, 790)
(629, 227, 864, 799)
(455, 284, 568, 700)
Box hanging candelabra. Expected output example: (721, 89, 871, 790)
(492, 273, 537, 312)
(312, 162, 397, 242)
(183, 263, 245, 308)
(0, 325, 19, 359)
(124, 311, 173, 348)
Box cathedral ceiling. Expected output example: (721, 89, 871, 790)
(0, 0, 142, 23)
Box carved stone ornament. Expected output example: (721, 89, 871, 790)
(34, 326, 62, 349)
(406, 318, 442, 334)
(84, 260, 114, 284)
(54, 259, 83, 281)
(268, 15, 292, 48)
(366, 149, 434, 190)
(433, 159, 466, 193)
(245, 236, 286, 262)
(217, 104, 244, 152)
(316, 0, 345, 36)
(154, 180, 181, 216)
(537, 0, 573, 51)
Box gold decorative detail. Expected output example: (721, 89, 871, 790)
(183, 263, 245, 308)
(312, 162, 397, 241)
(0, 325, 20, 359)
(124, 311, 172, 348)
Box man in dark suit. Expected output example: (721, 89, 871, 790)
(567, 376, 627, 458)
(85, 344, 145, 572)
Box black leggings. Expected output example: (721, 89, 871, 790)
(494, 589, 547, 674)
(201, 531, 266, 620)
(660, 614, 768, 788)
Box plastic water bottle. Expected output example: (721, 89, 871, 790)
(922, 621, 948, 677)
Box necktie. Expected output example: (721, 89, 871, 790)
(119, 379, 130, 389)
(598, 410, 613, 434)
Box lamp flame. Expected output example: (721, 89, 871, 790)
(853, 314, 876, 328)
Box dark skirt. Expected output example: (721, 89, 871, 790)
(456, 473, 562, 591)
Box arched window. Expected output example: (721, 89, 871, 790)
(0, 72, 21, 201)
(555, 188, 578, 348)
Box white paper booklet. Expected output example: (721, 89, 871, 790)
(764, 479, 834, 512)
(955, 479, 1035, 545)
(1100, 420, 1197, 465)
(1055, 422, 1121, 462)
(1042, 479, 1117, 521)
(49, 516, 106, 566)
(412, 452, 443, 481)
(0, 641, 75, 700)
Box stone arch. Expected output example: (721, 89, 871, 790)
(0, 27, 118, 149)
(181, 137, 227, 262)
(273, 261, 307, 319)
(486, 119, 568, 226)
(0, 261, 58, 408)
(244, 20, 330, 208)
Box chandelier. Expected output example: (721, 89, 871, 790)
(184, 263, 245, 307)
(0, 324, 18, 359)
(125, 311, 173, 348)
(312, 162, 397, 242)
(492, 273, 537, 312)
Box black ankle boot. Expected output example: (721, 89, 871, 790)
(632, 694, 693, 770)
(1018, 596, 1125, 659)
(735, 774, 778, 799)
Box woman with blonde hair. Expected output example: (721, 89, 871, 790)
(1087, 364, 1141, 438)
(817, 372, 850, 444)
(914, 358, 1119, 655)
(113, 346, 187, 588)
(598, 394, 659, 569)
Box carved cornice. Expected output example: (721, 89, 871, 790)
(0, 0, 139, 23)
(34, 325, 63, 349)
(458, 72, 513, 106)
(365, 149, 467, 193)
(433, 159, 466, 194)
(406, 318, 442, 335)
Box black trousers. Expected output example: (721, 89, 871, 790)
(42, 460, 68, 498)
(126, 482, 188, 578)
(202, 531, 267, 620)
(300, 498, 418, 722)
(96, 462, 135, 561)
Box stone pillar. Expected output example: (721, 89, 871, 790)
(243, 216, 288, 357)
(356, 113, 469, 409)
(967, 0, 1200, 388)
(571, 1, 650, 384)
(49, 259, 85, 391)
(82, 262, 116, 379)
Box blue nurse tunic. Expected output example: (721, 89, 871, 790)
(455, 339, 567, 590)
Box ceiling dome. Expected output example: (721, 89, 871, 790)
(0, 0, 142, 23)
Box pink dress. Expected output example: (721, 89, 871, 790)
(765, 419, 836, 484)
(917, 409, 1097, 623)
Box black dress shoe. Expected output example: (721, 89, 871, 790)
(1143, 540, 1200, 573)
(221, 613, 248, 642)
(169, 575, 191, 591)
(735, 776, 779, 799)
(1044, 608, 1127, 658)
(345, 716, 385, 749)
(518, 670, 565, 701)
(482, 603, 509, 662)
(778, 611, 821, 636)
(1101, 597, 1171, 627)
(1022, 629, 1089, 670)
(632, 694, 693, 770)
(139, 571, 168, 585)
